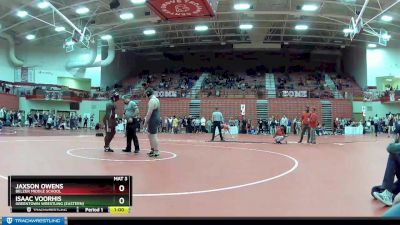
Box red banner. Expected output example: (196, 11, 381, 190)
(147, 0, 218, 20)
(21, 67, 28, 82)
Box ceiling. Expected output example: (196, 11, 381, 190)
(0, 0, 400, 52)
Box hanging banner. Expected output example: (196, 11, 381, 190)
(21, 67, 29, 82)
(281, 90, 308, 98)
(146, 0, 218, 21)
(240, 104, 246, 116)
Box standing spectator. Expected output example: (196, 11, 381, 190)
(0, 107, 5, 123)
(280, 115, 288, 134)
(172, 116, 179, 134)
(309, 107, 318, 144)
(201, 116, 206, 133)
(374, 114, 379, 137)
(83, 116, 88, 128)
(298, 106, 311, 144)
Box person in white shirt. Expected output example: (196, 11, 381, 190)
(280, 115, 288, 134)
(201, 117, 206, 133)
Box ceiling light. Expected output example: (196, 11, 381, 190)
(381, 15, 393, 22)
(66, 40, 75, 46)
(16, 10, 28, 18)
(343, 28, 354, 33)
(37, 1, 50, 9)
(120, 12, 134, 20)
(234, 3, 251, 10)
(382, 34, 391, 41)
(26, 34, 36, 40)
(195, 25, 208, 31)
(55, 26, 65, 32)
(100, 34, 112, 40)
(143, 29, 156, 35)
(295, 25, 308, 30)
(239, 24, 253, 30)
(131, 0, 146, 4)
(368, 43, 377, 48)
(221, 42, 226, 45)
(76, 7, 90, 14)
(301, 4, 319, 11)
(386, 79, 393, 82)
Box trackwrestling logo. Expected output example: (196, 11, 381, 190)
(2, 217, 64, 225)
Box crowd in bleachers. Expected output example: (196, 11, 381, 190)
(0, 106, 94, 131)
(275, 72, 334, 98)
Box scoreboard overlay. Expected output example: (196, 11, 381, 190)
(8, 176, 132, 213)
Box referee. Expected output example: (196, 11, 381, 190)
(122, 95, 140, 153)
(210, 107, 225, 142)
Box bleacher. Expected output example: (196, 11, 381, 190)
(200, 73, 265, 98)
(274, 73, 334, 99)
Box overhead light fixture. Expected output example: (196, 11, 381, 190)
(66, 40, 75, 46)
(343, 28, 354, 33)
(120, 12, 134, 20)
(195, 25, 208, 31)
(239, 24, 253, 30)
(169, 44, 175, 48)
(143, 29, 156, 35)
(295, 25, 308, 30)
(381, 15, 393, 22)
(37, 1, 50, 9)
(55, 26, 65, 32)
(221, 42, 226, 45)
(301, 4, 319, 11)
(368, 43, 377, 48)
(16, 10, 28, 18)
(131, 0, 146, 4)
(234, 3, 251, 10)
(76, 7, 90, 14)
(26, 34, 36, 40)
(100, 34, 112, 40)
(382, 34, 391, 41)
(386, 78, 393, 82)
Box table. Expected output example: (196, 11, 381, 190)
(344, 126, 363, 135)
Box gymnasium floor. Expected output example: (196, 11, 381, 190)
(0, 127, 392, 217)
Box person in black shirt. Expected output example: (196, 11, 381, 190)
(103, 92, 120, 152)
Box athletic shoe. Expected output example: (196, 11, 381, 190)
(373, 190, 393, 206)
(210, 139, 214, 142)
(134, 149, 140, 153)
(393, 193, 400, 205)
(122, 149, 131, 153)
(147, 149, 155, 156)
(148, 150, 160, 157)
(104, 147, 114, 152)
(221, 139, 226, 142)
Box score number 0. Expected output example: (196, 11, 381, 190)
(119, 184, 125, 205)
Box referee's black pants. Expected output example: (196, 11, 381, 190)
(211, 121, 224, 141)
(126, 118, 140, 151)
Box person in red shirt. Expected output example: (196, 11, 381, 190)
(298, 106, 311, 143)
(309, 107, 318, 144)
(274, 125, 287, 144)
